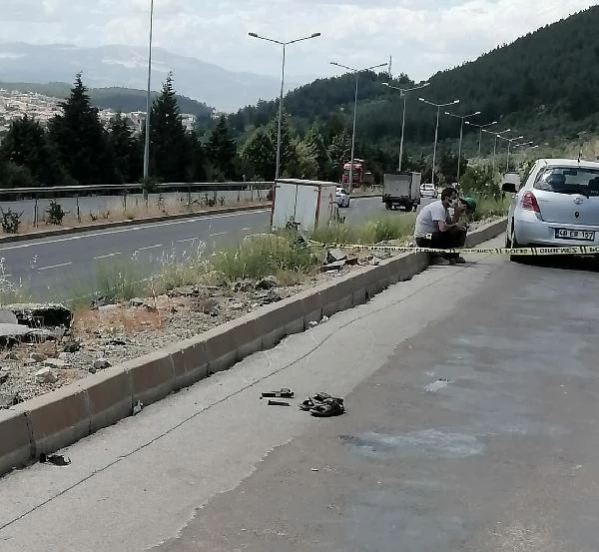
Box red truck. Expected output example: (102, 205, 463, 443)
(341, 159, 374, 188)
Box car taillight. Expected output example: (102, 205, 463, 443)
(521, 191, 540, 213)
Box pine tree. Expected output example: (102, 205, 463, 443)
(265, 113, 297, 177)
(241, 127, 275, 179)
(149, 72, 192, 182)
(108, 113, 139, 183)
(188, 131, 210, 181)
(1, 116, 70, 187)
(48, 73, 115, 184)
(207, 115, 237, 179)
(303, 124, 330, 178)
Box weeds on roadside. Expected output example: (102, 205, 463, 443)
(0, 207, 23, 234)
(311, 214, 416, 245)
(94, 259, 146, 302)
(46, 200, 67, 225)
(48, 205, 506, 308)
(211, 234, 316, 281)
(0, 256, 32, 304)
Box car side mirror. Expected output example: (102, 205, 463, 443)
(502, 182, 517, 194)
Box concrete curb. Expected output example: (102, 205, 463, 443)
(0, 203, 272, 246)
(0, 217, 507, 477)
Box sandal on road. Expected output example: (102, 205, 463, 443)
(310, 399, 345, 417)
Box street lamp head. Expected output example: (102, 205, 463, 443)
(474, 111, 481, 115)
(418, 97, 425, 102)
(465, 121, 473, 126)
(453, 100, 460, 104)
(444, 111, 451, 116)
(382, 82, 389, 87)
(491, 120, 498, 125)
(311, 32, 321, 37)
(422, 82, 430, 88)
(248, 32, 258, 38)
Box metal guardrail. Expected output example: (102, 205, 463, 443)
(0, 181, 274, 199)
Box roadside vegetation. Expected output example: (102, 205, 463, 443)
(0, 192, 508, 310)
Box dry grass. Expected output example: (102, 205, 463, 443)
(73, 304, 166, 339)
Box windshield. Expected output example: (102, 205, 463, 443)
(533, 167, 599, 197)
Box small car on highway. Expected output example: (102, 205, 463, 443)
(335, 186, 350, 208)
(503, 158, 599, 259)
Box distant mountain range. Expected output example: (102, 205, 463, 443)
(0, 43, 295, 111)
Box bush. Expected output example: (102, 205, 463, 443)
(460, 165, 501, 200)
(0, 162, 35, 188)
(46, 200, 67, 225)
(0, 207, 23, 234)
(311, 214, 416, 245)
(211, 234, 316, 281)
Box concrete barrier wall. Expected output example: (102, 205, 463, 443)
(1, 190, 269, 225)
(0, 218, 507, 477)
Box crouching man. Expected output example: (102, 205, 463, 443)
(414, 186, 467, 265)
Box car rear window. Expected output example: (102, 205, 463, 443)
(533, 167, 599, 197)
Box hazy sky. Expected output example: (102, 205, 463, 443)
(0, 0, 595, 83)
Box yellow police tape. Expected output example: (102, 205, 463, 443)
(309, 241, 599, 256)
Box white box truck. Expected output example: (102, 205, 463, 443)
(382, 172, 421, 211)
(271, 178, 339, 232)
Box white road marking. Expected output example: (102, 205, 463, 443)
(137, 244, 163, 252)
(209, 232, 227, 237)
(37, 261, 72, 271)
(176, 237, 197, 244)
(94, 252, 122, 260)
(241, 227, 251, 231)
(0, 208, 271, 252)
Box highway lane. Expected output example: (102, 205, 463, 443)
(0, 196, 387, 300)
(4, 240, 599, 551)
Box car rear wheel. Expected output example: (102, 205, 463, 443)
(509, 225, 527, 263)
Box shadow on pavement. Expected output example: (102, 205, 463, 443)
(515, 255, 599, 273)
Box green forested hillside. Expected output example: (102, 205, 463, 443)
(229, 5, 599, 157)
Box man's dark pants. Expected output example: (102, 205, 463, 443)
(415, 227, 467, 259)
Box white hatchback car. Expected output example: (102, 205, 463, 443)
(335, 186, 350, 208)
(420, 183, 438, 198)
(503, 158, 599, 259)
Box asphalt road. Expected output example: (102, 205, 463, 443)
(2, 238, 599, 551)
(0, 196, 386, 300)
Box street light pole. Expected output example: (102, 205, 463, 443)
(330, 61, 388, 192)
(276, 43, 286, 184)
(142, 0, 154, 183)
(497, 134, 524, 171)
(418, 97, 460, 187)
(444, 110, 481, 182)
(350, 73, 359, 190)
(382, 81, 430, 172)
(483, 127, 511, 174)
(465, 120, 498, 157)
(249, 32, 321, 181)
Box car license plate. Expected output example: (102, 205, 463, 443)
(555, 228, 595, 241)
